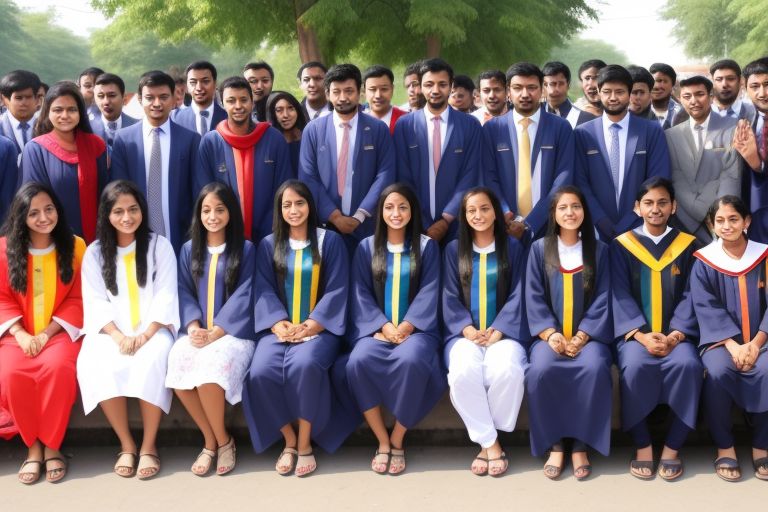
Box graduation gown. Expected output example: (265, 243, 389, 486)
(243, 228, 353, 453)
(525, 238, 614, 456)
(611, 228, 703, 431)
(0, 236, 85, 448)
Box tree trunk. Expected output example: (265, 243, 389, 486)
(296, 19, 323, 63)
(426, 35, 441, 58)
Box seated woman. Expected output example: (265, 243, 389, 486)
(340, 183, 445, 475)
(266, 91, 307, 177)
(690, 195, 768, 482)
(243, 179, 349, 478)
(611, 177, 702, 481)
(77, 180, 179, 480)
(525, 185, 612, 480)
(165, 182, 256, 476)
(442, 187, 527, 477)
(0, 183, 85, 484)
(21, 81, 107, 243)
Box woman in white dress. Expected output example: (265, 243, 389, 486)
(165, 182, 256, 476)
(77, 180, 179, 480)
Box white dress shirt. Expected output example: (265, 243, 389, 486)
(425, 107, 450, 219)
(101, 114, 123, 132)
(6, 111, 33, 151)
(364, 106, 393, 128)
(557, 237, 583, 270)
(333, 111, 358, 216)
(142, 118, 172, 236)
(601, 111, 630, 200)
(191, 101, 215, 134)
(689, 112, 710, 152)
(306, 102, 331, 121)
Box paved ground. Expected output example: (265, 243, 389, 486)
(1, 442, 766, 511)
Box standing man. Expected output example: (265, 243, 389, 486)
(484, 62, 574, 243)
(173, 61, 227, 137)
(666, 76, 741, 244)
(363, 65, 406, 134)
(298, 61, 332, 121)
(542, 61, 595, 128)
(199, 76, 292, 243)
(78, 67, 105, 120)
(574, 59, 606, 116)
(110, 70, 202, 253)
(0, 70, 41, 159)
(90, 73, 138, 154)
(649, 63, 683, 129)
(710, 59, 756, 122)
(243, 61, 274, 122)
(627, 66, 657, 121)
(400, 61, 426, 112)
(472, 70, 508, 125)
(299, 63, 394, 252)
(449, 75, 476, 113)
(394, 58, 482, 243)
(574, 65, 671, 240)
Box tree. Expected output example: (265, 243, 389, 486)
(661, 0, 747, 61)
(0, 0, 25, 73)
(547, 37, 628, 97)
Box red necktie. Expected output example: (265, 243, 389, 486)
(337, 121, 350, 196)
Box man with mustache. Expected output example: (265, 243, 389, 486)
(243, 61, 274, 122)
(173, 61, 227, 137)
(471, 70, 508, 126)
(710, 59, 756, 123)
(362, 65, 406, 135)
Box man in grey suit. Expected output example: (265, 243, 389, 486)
(666, 75, 741, 244)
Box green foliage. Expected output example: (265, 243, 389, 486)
(661, 0, 746, 61)
(547, 37, 628, 97)
(728, 0, 768, 62)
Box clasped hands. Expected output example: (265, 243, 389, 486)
(373, 321, 414, 344)
(15, 330, 49, 358)
(272, 319, 322, 343)
(547, 331, 586, 358)
(725, 338, 762, 372)
(463, 325, 503, 347)
(188, 324, 224, 348)
(635, 330, 684, 358)
(329, 210, 361, 235)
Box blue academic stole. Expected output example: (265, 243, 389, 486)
(470, 251, 498, 330)
(384, 250, 411, 326)
(284, 247, 320, 324)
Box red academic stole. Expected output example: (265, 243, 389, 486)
(35, 131, 105, 243)
(215, 120, 270, 239)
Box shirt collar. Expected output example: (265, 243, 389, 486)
(191, 101, 214, 116)
(424, 106, 450, 124)
(689, 111, 711, 131)
(332, 110, 358, 129)
(102, 113, 120, 128)
(142, 118, 171, 138)
(602, 110, 630, 132)
(6, 111, 26, 128)
(512, 107, 541, 125)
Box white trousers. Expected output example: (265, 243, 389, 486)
(445, 337, 527, 448)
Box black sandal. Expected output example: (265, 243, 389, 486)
(630, 459, 656, 480)
(471, 456, 489, 476)
(371, 449, 391, 475)
(544, 446, 565, 480)
(488, 452, 509, 478)
(753, 457, 768, 481)
(714, 456, 741, 482)
(658, 458, 684, 481)
(572, 451, 592, 481)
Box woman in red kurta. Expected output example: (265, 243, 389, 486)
(0, 182, 85, 484)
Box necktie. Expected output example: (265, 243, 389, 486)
(148, 127, 165, 236)
(549, 106, 561, 117)
(517, 117, 532, 216)
(609, 123, 622, 203)
(432, 116, 442, 174)
(693, 124, 704, 152)
(19, 121, 29, 146)
(107, 121, 118, 146)
(199, 110, 209, 135)
(337, 121, 350, 197)
(313, 110, 320, 120)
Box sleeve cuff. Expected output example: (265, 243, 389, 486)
(441, 213, 454, 223)
(0, 315, 22, 337)
(52, 316, 81, 341)
(353, 210, 369, 224)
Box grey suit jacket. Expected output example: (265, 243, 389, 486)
(666, 113, 742, 244)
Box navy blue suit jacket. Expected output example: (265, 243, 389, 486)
(89, 112, 139, 144)
(574, 114, 671, 240)
(172, 102, 227, 135)
(0, 113, 35, 156)
(109, 120, 202, 253)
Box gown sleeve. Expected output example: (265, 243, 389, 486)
(489, 237, 526, 343)
(577, 242, 612, 343)
(177, 242, 204, 333)
(213, 241, 256, 340)
(81, 242, 116, 336)
(350, 239, 389, 342)
(50, 236, 86, 340)
(441, 240, 474, 342)
(609, 239, 648, 337)
(146, 235, 180, 336)
(253, 236, 290, 334)
(402, 237, 440, 335)
(525, 240, 560, 337)
(690, 259, 741, 346)
(308, 231, 349, 336)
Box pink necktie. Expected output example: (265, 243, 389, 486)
(337, 121, 350, 196)
(432, 116, 441, 174)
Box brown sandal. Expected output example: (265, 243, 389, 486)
(216, 437, 236, 476)
(471, 456, 489, 476)
(191, 448, 216, 476)
(44, 456, 67, 483)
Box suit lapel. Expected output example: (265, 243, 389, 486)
(442, 109, 455, 171)
(624, 116, 639, 175)
(505, 114, 520, 171)
(531, 114, 545, 170)
(591, 120, 612, 180)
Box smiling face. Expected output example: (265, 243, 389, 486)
(140, 84, 174, 126)
(713, 203, 749, 242)
(651, 72, 674, 102)
(479, 77, 507, 116)
(680, 83, 711, 122)
(200, 192, 230, 235)
(465, 192, 496, 235)
(26, 192, 58, 236)
(381, 192, 412, 232)
(554, 192, 584, 232)
(109, 193, 142, 237)
(187, 68, 216, 108)
(274, 98, 298, 131)
(580, 66, 600, 103)
(421, 70, 451, 112)
(365, 75, 394, 116)
(404, 73, 425, 110)
(244, 68, 273, 102)
(221, 86, 253, 126)
(635, 186, 675, 231)
(281, 187, 310, 229)
(509, 74, 542, 116)
(48, 95, 80, 135)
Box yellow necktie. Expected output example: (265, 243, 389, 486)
(517, 117, 532, 216)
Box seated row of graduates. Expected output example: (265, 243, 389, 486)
(1, 174, 766, 484)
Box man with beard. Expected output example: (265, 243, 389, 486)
(710, 59, 756, 123)
(400, 61, 426, 112)
(299, 63, 394, 252)
(173, 61, 227, 136)
(298, 61, 332, 121)
(574, 65, 670, 241)
(243, 61, 274, 122)
(627, 66, 657, 121)
(483, 62, 574, 243)
(472, 70, 508, 125)
(363, 65, 406, 135)
(649, 63, 683, 129)
(394, 58, 482, 243)
(90, 73, 138, 155)
(574, 59, 606, 117)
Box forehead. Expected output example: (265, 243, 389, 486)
(95, 83, 121, 94)
(544, 73, 567, 83)
(328, 78, 358, 90)
(556, 192, 581, 204)
(188, 69, 214, 80)
(600, 81, 629, 93)
(509, 75, 540, 86)
(580, 67, 599, 79)
(713, 68, 739, 79)
(79, 75, 95, 85)
(631, 82, 650, 92)
(422, 70, 451, 83)
(142, 84, 173, 96)
(113, 193, 139, 207)
(9, 87, 35, 97)
(747, 73, 768, 85)
(50, 94, 78, 106)
(653, 71, 673, 81)
(202, 192, 225, 205)
(479, 78, 503, 89)
(274, 98, 293, 108)
(365, 75, 392, 87)
(221, 86, 252, 99)
(680, 83, 708, 94)
(301, 66, 325, 79)
(244, 68, 271, 79)
(466, 192, 491, 206)
(640, 187, 671, 200)
(404, 73, 419, 83)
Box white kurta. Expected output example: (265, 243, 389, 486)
(77, 234, 180, 414)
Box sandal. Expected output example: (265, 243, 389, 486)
(371, 449, 391, 474)
(389, 447, 406, 476)
(44, 456, 67, 483)
(573, 451, 592, 481)
(191, 448, 216, 476)
(295, 451, 317, 478)
(753, 457, 768, 481)
(658, 458, 684, 481)
(216, 437, 236, 476)
(275, 447, 298, 476)
(488, 452, 509, 478)
(630, 459, 656, 480)
(544, 447, 565, 480)
(470, 456, 489, 476)
(18, 460, 43, 485)
(113, 451, 137, 478)
(137, 453, 161, 480)
(714, 456, 741, 482)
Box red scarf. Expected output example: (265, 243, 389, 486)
(35, 131, 105, 243)
(215, 120, 269, 239)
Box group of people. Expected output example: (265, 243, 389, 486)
(0, 51, 767, 485)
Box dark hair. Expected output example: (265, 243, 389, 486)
(35, 81, 93, 137)
(219, 76, 252, 100)
(363, 65, 394, 85)
(710, 59, 741, 77)
(506, 62, 544, 85)
(627, 65, 654, 90)
(707, 195, 751, 226)
(0, 70, 41, 98)
(543, 186, 596, 299)
(419, 58, 454, 84)
(636, 176, 676, 202)
(95, 73, 126, 96)
(578, 59, 607, 80)
(39, 82, 49, 94)
(137, 70, 175, 97)
(679, 75, 713, 94)
(742, 58, 768, 80)
(324, 63, 362, 91)
(371, 183, 423, 307)
(266, 91, 307, 132)
(272, 180, 321, 295)
(649, 63, 677, 84)
(456, 188, 510, 311)
(598, 65, 633, 92)
(243, 61, 275, 81)
(190, 182, 245, 298)
(96, 180, 151, 296)
(78, 67, 105, 83)
(296, 61, 327, 80)
(1, 182, 75, 294)
(404, 61, 423, 79)
(186, 60, 217, 81)
(452, 75, 475, 92)
(477, 70, 506, 88)
(542, 61, 571, 84)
